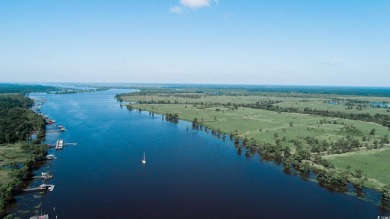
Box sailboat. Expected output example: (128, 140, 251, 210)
(142, 152, 146, 164)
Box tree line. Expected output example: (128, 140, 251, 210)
(0, 83, 58, 94)
(190, 117, 390, 204)
(0, 94, 46, 144)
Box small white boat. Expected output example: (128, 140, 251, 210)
(38, 184, 55, 191)
(48, 185, 55, 192)
(55, 139, 64, 150)
(46, 154, 57, 160)
(142, 152, 146, 164)
(41, 172, 52, 180)
(58, 125, 66, 132)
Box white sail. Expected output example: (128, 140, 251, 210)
(142, 152, 146, 164)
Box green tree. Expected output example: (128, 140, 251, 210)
(295, 148, 311, 161)
(192, 118, 198, 127)
(381, 135, 389, 144)
(381, 184, 390, 201)
(354, 169, 364, 179)
(283, 146, 291, 157)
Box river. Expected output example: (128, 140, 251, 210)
(10, 89, 388, 218)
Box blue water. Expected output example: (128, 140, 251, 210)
(11, 89, 388, 218)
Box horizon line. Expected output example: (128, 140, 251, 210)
(2, 82, 390, 89)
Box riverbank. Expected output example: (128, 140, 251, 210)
(0, 94, 48, 217)
(119, 88, 390, 205)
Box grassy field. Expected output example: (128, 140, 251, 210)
(121, 90, 390, 190)
(325, 147, 390, 187)
(132, 103, 388, 150)
(0, 142, 30, 185)
(122, 92, 390, 116)
(275, 99, 390, 116)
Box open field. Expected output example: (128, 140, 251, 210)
(325, 147, 390, 187)
(0, 142, 30, 185)
(121, 92, 390, 116)
(275, 100, 390, 116)
(123, 93, 306, 104)
(132, 104, 388, 149)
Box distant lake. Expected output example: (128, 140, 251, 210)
(10, 89, 388, 218)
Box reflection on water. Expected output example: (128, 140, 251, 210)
(7, 89, 389, 218)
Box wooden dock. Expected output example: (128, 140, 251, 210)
(46, 126, 66, 133)
(55, 140, 77, 150)
(46, 130, 63, 133)
(32, 172, 53, 180)
(23, 184, 55, 192)
(23, 184, 54, 192)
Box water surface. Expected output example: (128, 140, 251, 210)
(12, 89, 388, 218)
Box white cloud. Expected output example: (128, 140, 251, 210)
(169, 5, 183, 14)
(170, 0, 218, 14)
(180, 0, 210, 9)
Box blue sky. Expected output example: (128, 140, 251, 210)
(0, 0, 389, 86)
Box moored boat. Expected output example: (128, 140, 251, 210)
(55, 139, 64, 150)
(46, 154, 57, 160)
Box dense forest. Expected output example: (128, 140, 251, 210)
(0, 83, 58, 94)
(0, 94, 46, 143)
